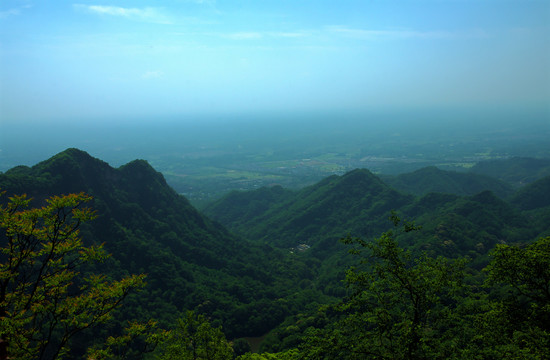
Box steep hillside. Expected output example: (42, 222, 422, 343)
(510, 175, 550, 238)
(0, 148, 317, 339)
(205, 166, 541, 293)
(202, 185, 295, 228)
(470, 157, 550, 187)
(511, 175, 550, 211)
(4, 150, 549, 356)
(206, 169, 413, 251)
(203, 170, 545, 352)
(400, 191, 534, 263)
(1, 148, 233, 270)
(382, 166, 514, 198)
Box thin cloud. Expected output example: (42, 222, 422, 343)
(190, 0, 216, 4)
(218, 31, 309, 40)
(189, 0, 218, 11)
(142, 70, 164, 79)
(222, 32, 262, 40)
(326, 26, 452, 40)
(0, 8, 20, 18)
(74, 4, 172, 24)
(268, 32, 309, 38)
(0, 4, 31, 19)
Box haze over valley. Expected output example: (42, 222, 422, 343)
(2, 108, 548, 206)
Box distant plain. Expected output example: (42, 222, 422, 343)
(1, 108, 549, 206)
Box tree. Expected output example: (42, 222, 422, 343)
(301, 214, 466, 359)
(237, 349, 300, 360)
(86, 319, 169, 360)
(486, 236, 550, 306)
(0, 192, 146, 360)
(232, 338, 251, 357)
(156, 310, 233, 360)
(298, 218, 550, 359)
(473, 236, 550, 358)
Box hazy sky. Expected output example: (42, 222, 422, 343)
(1, 0, 549, 123)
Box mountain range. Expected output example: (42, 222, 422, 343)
(1, 148, 549, 352)
(0, 148, 317, 339)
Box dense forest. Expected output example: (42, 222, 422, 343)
(1, 148, 549, 359)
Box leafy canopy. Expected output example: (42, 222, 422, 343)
(155, 310, 233, 360)
(0, 192, 146, 360)
(301, 213, 467, 359)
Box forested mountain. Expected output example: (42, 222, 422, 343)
(205, 165, 545, 306)
(470, 157, 550, 187)
(205, 169, 413, 251)
(201, 185, 295, 227)
(381, 166, 514, 198)
(0, 149, 321, 342)
(204, 166, 536, 261)
(510, 175, 550, 238)
(2, 149, 549, 358)
(511, 175, 550, 211)
(399, 190, 536, 263)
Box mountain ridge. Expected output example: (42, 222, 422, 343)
(0, 148, 316, 339)
(470, 157, 550, 187)
(381, 165, 514, 198)
(205, 168, 414, 249)
(2, 148, 548, 352)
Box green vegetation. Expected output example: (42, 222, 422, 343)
(1, 148, 550, 358)
(205, 169, 413, 250)
(0, 149, 330, 353)
(0, 192, 146, 359)
(381, 166, 514, 198)
(470, 157, 550, 188)
(301, 217, 468, 359)
(298, 226, 550, 359)
(155, 311, 233, 360)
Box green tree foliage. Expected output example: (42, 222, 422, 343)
(487, 236, 550, 305)
(382, 166, 514, 198)
(511, 175, 550, 211)
(474, 236, 550, 358)
(296, 226, 550, 360)
(232, 338, 252, 357)
(155, 310, 233, 360)
(0, 148, 319, 340)
(0, 192, 146, 360)
(301, 214, 466, 359)
(3, 149, 550, 358)
(237, 349, 299, 360)
(205, 169, 412, 250)
(86, 319, 169, 360)
(470, 157, 550, 187)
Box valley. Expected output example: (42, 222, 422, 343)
(1, 146, 549, 358)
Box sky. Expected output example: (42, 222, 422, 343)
(0, 0, 549, 123)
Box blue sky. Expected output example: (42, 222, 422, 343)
(0, 0, 549, 123)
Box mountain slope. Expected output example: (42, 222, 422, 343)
(2, 148, 229, 269)
(382, 166, 514, 198)
(205, 166, 539, 279)
(509, 175, 550, 238)
(400, 190, 534, 263)
(3, 149, 547, 352)
(510, 175, 550, 211)
(470, 157, 550, 187)
(206, 168, 414, 250)
(202, 185, 295, 228)
(0, 148, 314, 338)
